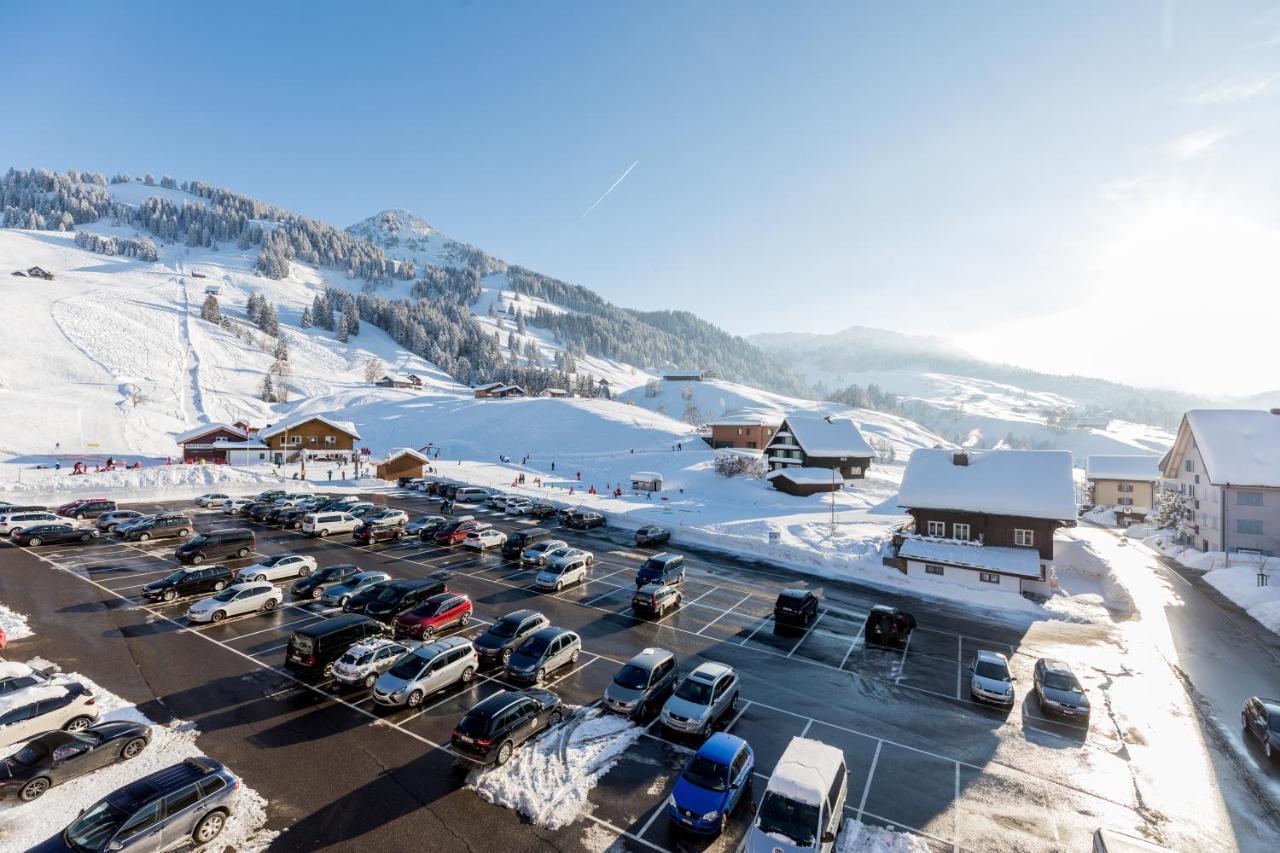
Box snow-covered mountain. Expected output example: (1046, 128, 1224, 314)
(345, 208, 503, 276)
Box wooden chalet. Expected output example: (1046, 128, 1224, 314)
(762, 415, 875, 496)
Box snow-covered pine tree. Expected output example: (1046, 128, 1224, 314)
(260, 375, 275, 402)
(343, 301, 359, 336)
(273, 337, 289, 361)
(516, 311, 527, 335)
(300, 306, 313, 328)
(263, 303, 280, 336)
(200, 295, 221, 324)
(336, 314, 349, 343)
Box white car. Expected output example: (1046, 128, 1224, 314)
(194, 493, 230, 507)
(534, 560, 589, 591)
(0, 681, 100, 748)
(364, 508, 408, 526)
(506, 498, 533, 515)
(223, 498, 251, 514)
(302, 512, 361, 537)
(464, 528, 508, 551)
(547, 547, 594, 572)
(0, 512, 72, 536)
(241, 554, 317, 582)
(187, 582, 283, 623)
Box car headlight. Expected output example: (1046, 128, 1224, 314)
(701, 811, 720, 822)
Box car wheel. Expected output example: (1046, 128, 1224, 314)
(461, 666, 475, 683)
(80, 533, 91, 542)
(298, 564, 312, 576)
(323, 662, 335, 678)
(163, 589, 177, 602)
(407, 690, 424, 708)
(422, 625, 435, 638)
(570, 648, 580, 664)
(720, 812, 729, 835)
(252, 573, 267, 583)
(555, 582, 563, 592)
(495, 740, 514, 766)
(1267, 740, 1273, 760)
(549, 708, 564, 726)
(311, 587, 323, 600)
(213, 580, 226, 592)
(460, 613, 471, 627)
(121, 737, 147, 759)
(339, 596, 350, 607)
(536, 667, 547, 684)
(501, 648, 512, 665)
(730, 691, 739, 711)
(237, 547, 250, 558)
(178, 528, 190, 538)
(263, 598, 277, 612)
(27, 537, 41, 547)
(364, 673, 376, 688)
(318, 529, 329, 537)
(1242, 711, 1249, 731)
(191, 554, 204, 565)
(63, 716, 92, 733)
(212, 610, 226, 623)
(192, 811, 227, 845)
(138, 532, 151, 542)
(19, 777, 50, 801)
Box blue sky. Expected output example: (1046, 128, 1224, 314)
(6, 2, 1280, 393)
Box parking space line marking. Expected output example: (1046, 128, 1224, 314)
(955, 636, 963, 699)
(953, 762, 961, 852)
(684, 586, 720, 607)
(225, 610, 332, 640)
(799, 718, 813, 738)
(856, 741, 881, 819)
(395, 673, 504, 725)
(838, 622, 865, 670)
(786, 612, 825, 658)
(694, 593, 752, 636)
(739, 614, 772, 645)
(582, 585, 626, 607)
(895, 627, 913, 683)
(635, 796, 668, 840)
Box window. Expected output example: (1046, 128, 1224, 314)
(737, 428, 744, 436)
(163, 784, 202, 816)
(1185, 459, 1194, 473)
(197, 776, 226, 797)
(325, 435, 337, 446)
(1117, 497, 1134, 506)
(119, 802, 163, 839)
(924, 564, 944, 576)
(953, 523, 971, 540)
(978, 572, 1000, 584)
(1237, 491, 1264, 507)
(1117, 483, 1134, 493)
(1237, 519, 1264, 535)
(1194, 474, 1200, 484)
(308, 435, 318, 445)
(289, 435, 301, 446)
(1013, 529, 1035, 547)
(825, 764, 846, 816)
(926, 520, 945, 538)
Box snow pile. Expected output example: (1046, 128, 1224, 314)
(1053, 533, 1134, 615)
(0, 461, 291, 505)
(469, 709, 642, 830)
(1142, 536, 1280, 634)
(835, 817, 932, 852)
(0, 672, 276, 851)
(0, 603, 33, 642)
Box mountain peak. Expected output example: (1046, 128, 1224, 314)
(347, 208, 438, 242)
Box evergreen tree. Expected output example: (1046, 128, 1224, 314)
(200, 295, 221, 324)
(273, 337, 289, 361)
(301, 305, 313, 328)
(343, 301, 359, 336)
(336, 314, 349, 343)
(260, 375, 275, 402)
(516, 311, 527, 334)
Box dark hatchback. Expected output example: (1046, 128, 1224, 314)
(0, 721, 151, 802)
(1242, 696, 1280, 761)
(416, 518, 449, 541)
(358, 578, 448, 621)
(143, 565, 237, 602)
(472, 609, 550, 667)
(773, 588, 820, 630)
(11, 524, 98, 547)
(451, 688, 563, 766)
(863, 604, 916, 648)
(291, 563, 362, 599)
(286, 614, 391, 680)
(564, 511, 605, 530)
(501, 527, 551, 559)
(635, 525, 671, 547)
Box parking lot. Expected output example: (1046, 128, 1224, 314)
(1, 490, 1207, 852)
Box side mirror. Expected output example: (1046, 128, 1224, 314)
(108, 843, 124, 852)
(967, 666, 974, 672)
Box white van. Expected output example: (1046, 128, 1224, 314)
(301, 512, 360, 537)
(747, 737, 847, 853)
(0, 511, 67, 536)
(453, 487, 490, 504)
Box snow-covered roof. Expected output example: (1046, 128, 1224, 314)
(766, 467, 843, 485)
(1086, 454, 1161, 482)
(766, 737, 846, 807)
(259, 414, 362, 441)
(473, 382, 503, 391)
(630, 472, 663, 481)
(1172, 409, 1280, 488)
(779, 415, 874, 458)
(898, 537, 1043, 578)
(173, 422, 244, 444)
(385, 448, 429, 463)
(897, 449, 1076, 521)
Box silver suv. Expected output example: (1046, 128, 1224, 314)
(372, 637, 479, 708)
(45, 757, 238, 851)
(602, 647, 679, 719)
(660, 661, 740, 738)
(504, 627, 582, 684)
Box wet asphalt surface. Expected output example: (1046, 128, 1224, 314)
(1, 491, 1278, 852)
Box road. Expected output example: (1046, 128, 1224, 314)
(0, 495, 1276, 851)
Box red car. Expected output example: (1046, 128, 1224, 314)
(433, 520, 483, 547)
(394, 592, 473, 639)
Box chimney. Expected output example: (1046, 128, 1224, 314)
(952, 452, 969, 466)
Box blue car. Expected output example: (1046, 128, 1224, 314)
(668, 732, 754, 835)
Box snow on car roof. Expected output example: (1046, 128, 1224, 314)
(897, 448, 1076, 521)
(0, 662, 33, 679)
(1085, 454, 1161, 482)
(1173, 409, 1280, 488)
(765, 737, 845, 807)
(0, 683, 68, 716)
(778, 415, 874, 458)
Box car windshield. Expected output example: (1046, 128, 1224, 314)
(388, 655, 426, 679)
(675, 679, 713, 704)
(262, 555, 286, 566)
(1269, 712, 1280, 733)
(683, 755, 730, 792)
(518, 635, 552, 657)
(374, 586, 402, 602)
(975, 661, 1010, 681)
(63, 799, 129, 852)
(412, 601, 443, 617)
(456, 711, 492, 737)
(756, 792, 819, 846)
(317, 566, 348, 581)
(211, 589, 238, 602)
(340, 650, 371, 667)
(187, 534, 208, 546)
(488, 618, 521, 639)
(1042, 672, 1082, 693)
(613, 664, 651, 690)
(162, 570, 190, 584)
(9, 745, 44, 766)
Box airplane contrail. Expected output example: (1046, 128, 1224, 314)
(554, 160, 639, 244)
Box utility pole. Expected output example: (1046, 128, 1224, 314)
(830, 467, 837, 535)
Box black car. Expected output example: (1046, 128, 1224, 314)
(60, 499, 118, 521)
(278, 504, 320, 529)
(773, 588, 820, 630)
(472, 609, 551, 667)
(502, 527, 551, 560)
(0, 721, 151, 802)
(292, 563, 363, 599)
(286, 614, 391, 680)
(254, 489, 287, 503)
(358, 578, 448, 621)
(417, 518, 449, 541)
(863, 604, 916, 648)
(526, 503, 558, 520)
(143, 565, 238, 602)
(250, 502, 283, 522)
(451, 688, 564, 766)
(11, 524, 98, 547)
(353, 522, 405, 545)
(117, 513, 193, 542)
(566, 511, 605, 530)
(1242, 696, 1280, 761)
(634, 525, 671, 548)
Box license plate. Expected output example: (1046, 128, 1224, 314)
(456, 734, 474, 744)
(680, 817, 693, 826)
